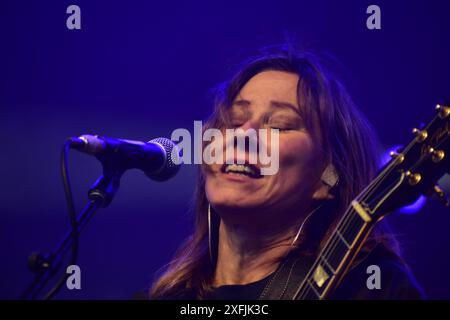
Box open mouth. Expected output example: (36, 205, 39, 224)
(220, 163, 262, 179)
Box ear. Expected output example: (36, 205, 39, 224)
(312, 181, 335, 201)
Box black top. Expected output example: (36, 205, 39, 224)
(159, 244, 425, 300)
(205, 272, 275, 300)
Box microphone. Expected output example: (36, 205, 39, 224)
(68, 134, 181, 181)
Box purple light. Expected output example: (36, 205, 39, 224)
(398, 195, 427, 214)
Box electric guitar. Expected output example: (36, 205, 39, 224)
(293, 104, 450, 300)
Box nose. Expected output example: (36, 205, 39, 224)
(233, 119, 260, 155)
(239, 118, 260, 131)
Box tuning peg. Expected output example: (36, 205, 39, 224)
(406, 170, 422, 185)
(436, 104, 450, 119)
(389, 151, 405, 163)
(427, 147, 446, 163)
(433, 184, 450, 207)
(412, 128, 428, 142)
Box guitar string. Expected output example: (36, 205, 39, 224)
(300, 113, 447, 299)
(316, 112, 443, 272)
(298, 156, 403, 298)
(299, 119, 448, 299)
(325, 118, 448, 286)
(365, 128, 448, 208)
(293, 115, 438, 299)
(296, 113, 445, 299)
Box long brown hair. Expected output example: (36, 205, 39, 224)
(150, 47, 399, 299)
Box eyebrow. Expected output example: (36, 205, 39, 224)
(270, 101, 302, 116)
(232, 99, 302, 117)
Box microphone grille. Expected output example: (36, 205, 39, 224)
(147, 137, 181, 181)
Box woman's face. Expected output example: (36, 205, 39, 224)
(205, 70, 327, 225)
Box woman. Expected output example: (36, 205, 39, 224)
(150, 48, 424, 300)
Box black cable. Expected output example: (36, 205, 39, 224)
(42, 139, 79, 299)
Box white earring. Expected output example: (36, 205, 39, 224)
(321, 164, 339, 188)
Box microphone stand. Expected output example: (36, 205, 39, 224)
(21, 171, 122, 300)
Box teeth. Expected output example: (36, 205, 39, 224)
(224, 164, 257, 176)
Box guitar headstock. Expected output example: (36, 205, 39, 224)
(358, 104, 450, 221)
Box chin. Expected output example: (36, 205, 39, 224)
(210, 196, 266, 215)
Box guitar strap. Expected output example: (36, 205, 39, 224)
(257, 242, 378, 300)
(258, 250, 315, 300)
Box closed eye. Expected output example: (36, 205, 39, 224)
(268, 117, 303, 132)
(269, 121, 298, 131)
(270, 126, 292, 132)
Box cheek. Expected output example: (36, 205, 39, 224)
(277, 135, 319, 183)
(205, 174, 217, 205)
(205, 176, 214, 200)
(204, 171, 227, 203)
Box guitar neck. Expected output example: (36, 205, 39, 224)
(293, 201, 377, 300)
(292, 104, 449, 299)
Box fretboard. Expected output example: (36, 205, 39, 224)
(293, 200, 375, 300)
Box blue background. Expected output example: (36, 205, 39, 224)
(1, 0, 449, 299)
